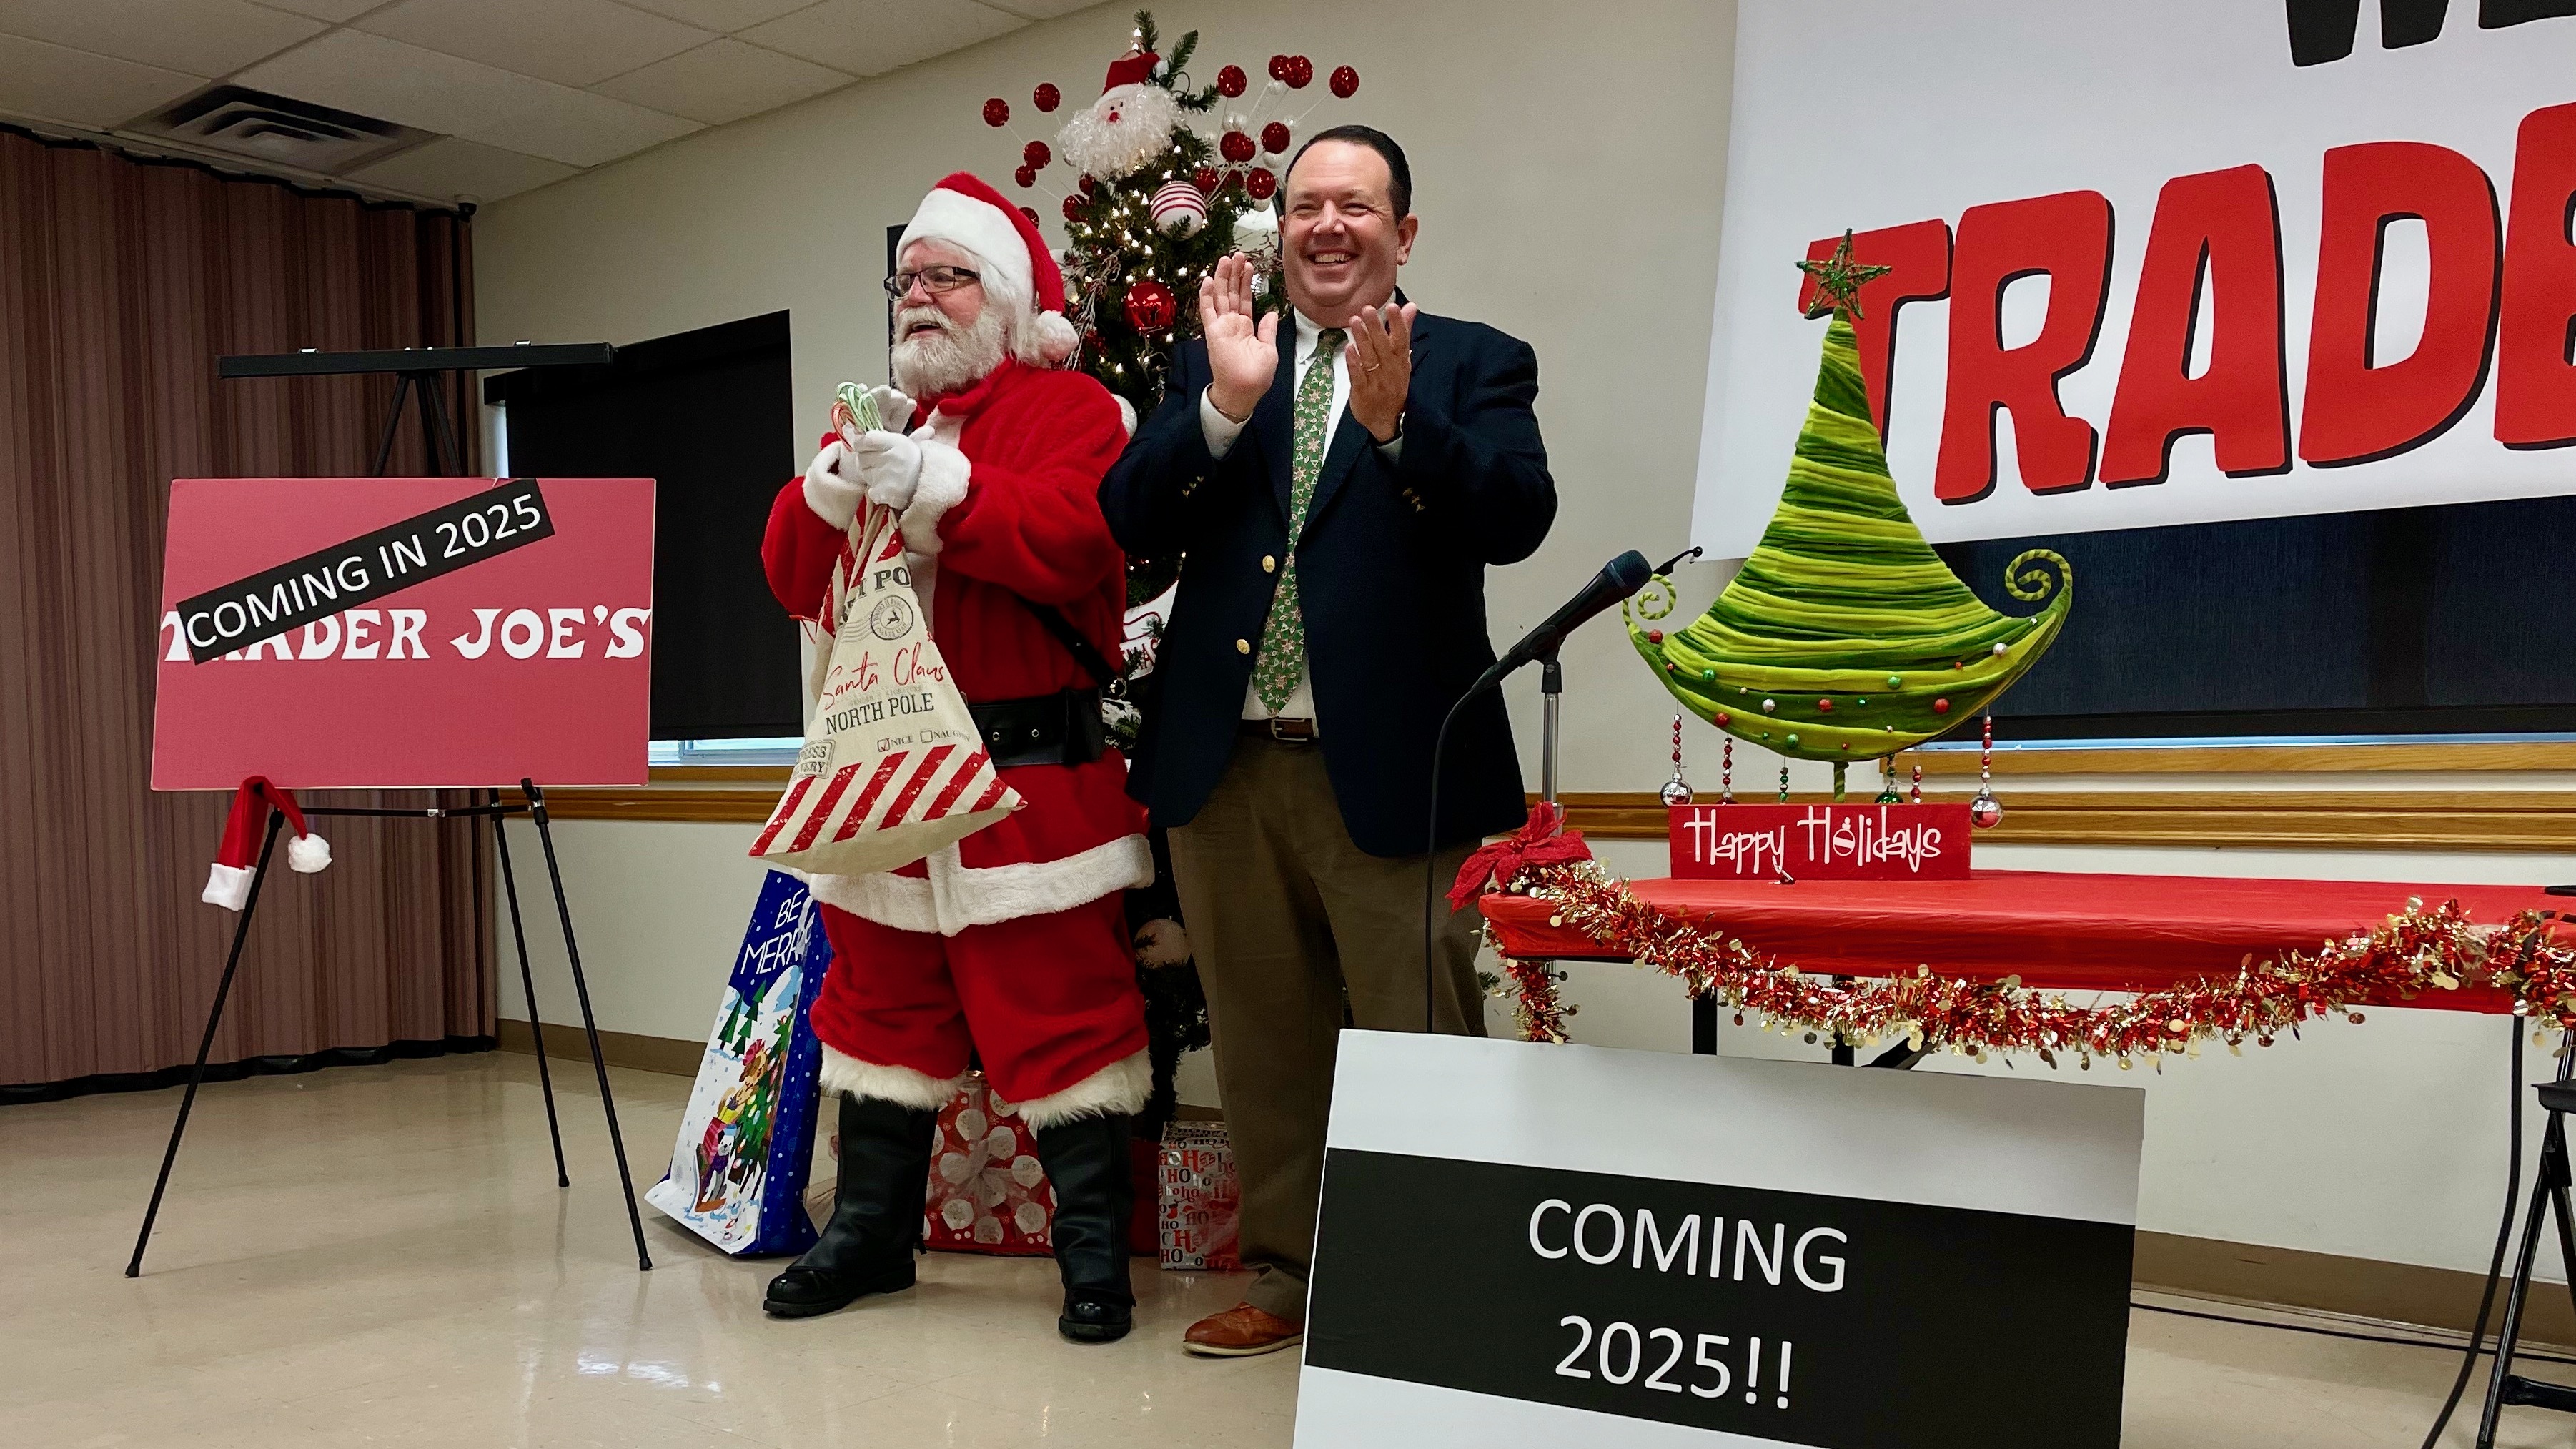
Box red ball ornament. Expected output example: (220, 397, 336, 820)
(1266, 54, 1289, 81)
(1061, 194, 1084, 222)
(1971, 796, 2004, 829)
(1018, 206, 1039, 225)
(1817, 698, 1833, 713)
(1217, 64, 1248, 97)
(1192, 166, 1220, 194)
(1022, 139, 1051, 169)
(1645, 629, 1663, 643)
(1282, 54, 1314, 88)
(1329, 64, 1359, 98)
(981, 97, 1009, 127)
(1079, 173, 1097, 196)
(1933, 698, 1951, 713)
(1220, 129, 1256, 163)
(1244, 167, 1277, 201)
(1032, 82, 1061, 112)
(1260, 121, 1292, 155)
(1014, 164, 1036, 189)
(1123, 278, 1178, 332)
(1714, 711, 1731, 726)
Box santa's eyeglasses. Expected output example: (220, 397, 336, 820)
(883, 266, 981, 299)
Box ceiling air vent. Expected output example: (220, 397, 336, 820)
(127, 86, 433, 175)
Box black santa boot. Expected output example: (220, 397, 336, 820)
(1031, 1112, 1138, 1343)
(763, 1093, 934, 1318)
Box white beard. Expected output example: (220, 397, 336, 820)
(891, 305, 1008, 399)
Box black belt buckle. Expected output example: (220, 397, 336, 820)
(974, 688, 1104, 768)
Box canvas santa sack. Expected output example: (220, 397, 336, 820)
(753, 493, 1019, 874)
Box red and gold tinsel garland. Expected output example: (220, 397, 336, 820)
(1482, 859, 2576, 1069)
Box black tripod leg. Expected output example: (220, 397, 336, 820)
(417, 370, 462, 477)
(126, 811, 284, 1277)
(1690, 992, 1717, 1055)
(370, 374, 414, 477)
(522, 779, 652, 1272)
(2478, 1116, 2564, 1447)
(492, 789, 568, 1188)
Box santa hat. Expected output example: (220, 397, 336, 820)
(898, 172, 1079, 365)
(202, 776, 330, 911)
(1102, 49, 1157, 90)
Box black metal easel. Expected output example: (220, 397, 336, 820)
(2475, 1045, 2576, 1444)
(127, 342, 655, 1276)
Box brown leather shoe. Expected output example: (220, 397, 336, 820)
(1183, 1301, 1304, 1357)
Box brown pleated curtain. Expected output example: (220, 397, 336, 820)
(0, 127, 494, 1096)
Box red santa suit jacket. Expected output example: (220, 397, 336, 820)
(762, 358, 1149, 935)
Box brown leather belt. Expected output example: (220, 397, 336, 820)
(1241, 716, 1319, 742)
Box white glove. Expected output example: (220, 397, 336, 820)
(867, 384, 916, 436)
(849, 429, 923, 511)
(802, 439, 863, 530)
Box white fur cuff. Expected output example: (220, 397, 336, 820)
(202, 863, 254, 911)
(1016, 1049, 1151, 1131)
(819, 1047, 963, 1111)
(803, 442, 863, 530)
(901, 440, 970, 556)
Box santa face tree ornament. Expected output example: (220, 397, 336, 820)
(982, 9, 1360, 484)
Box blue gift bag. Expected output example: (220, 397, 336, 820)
(645, 871, 832, 1256)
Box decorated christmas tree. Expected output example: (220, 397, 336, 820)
(978, 9, 1362, 604)
(1628, 234, 2074, 764)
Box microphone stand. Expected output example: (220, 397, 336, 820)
(1539, 654, 1562, 811)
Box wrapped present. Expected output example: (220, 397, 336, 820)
(811, 1077, 1169, 1258)
(1157, 1120, 1241, 1270)
(923, 1076, 1056, 1257)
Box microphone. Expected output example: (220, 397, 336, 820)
(1466, 550, 1654, 697)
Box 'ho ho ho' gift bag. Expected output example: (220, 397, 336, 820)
(752, 390, 1019, 874)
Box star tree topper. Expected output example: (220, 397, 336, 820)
(1796, 229, 1893, 320)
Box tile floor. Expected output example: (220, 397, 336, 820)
(2, 1051, 2570, 1447)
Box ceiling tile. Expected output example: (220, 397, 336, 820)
(615, 0, 820, 31)
(592, 38, 850, 126)
(0, 31, 204, 128)
(979, 0, 1104, 18)
(741, 0, 1023, 78)
(237, 30, 701, 168)
(251, 0, 384, 19)
(0, 0, 325, 76)
(356, 0, 715, 89)
(347, 136, 578, 202)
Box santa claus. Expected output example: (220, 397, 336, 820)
(756, 172, 1153, 1343)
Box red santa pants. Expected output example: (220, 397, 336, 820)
(811, 892, 1148, 1114)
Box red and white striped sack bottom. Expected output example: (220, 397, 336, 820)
(753, 499, 1019, 876)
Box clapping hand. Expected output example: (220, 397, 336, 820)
(1344, 301, 1417, 444)
(1200, 252, 1278, 423)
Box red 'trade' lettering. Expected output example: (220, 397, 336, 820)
(2099, 164, 2291, 486)
(1935, 189, 2116, 502)
(2299, 141, 2501, 467)
(2497, 102, 2576, 449)
(1799, 220, 1953, 440)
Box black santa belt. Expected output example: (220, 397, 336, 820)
(969, 688, 1106, 768)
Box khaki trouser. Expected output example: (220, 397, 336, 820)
(1167, 736, 1487, 1322)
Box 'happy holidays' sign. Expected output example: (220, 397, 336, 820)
(1669, 803, 1971, 881)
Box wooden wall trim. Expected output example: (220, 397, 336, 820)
(538, 771, 2576, 849)
(1913, 741, 2576, 775)
(1555, 789, 2576, 851)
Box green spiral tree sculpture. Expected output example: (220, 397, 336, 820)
(1629, 234, 2073, 762)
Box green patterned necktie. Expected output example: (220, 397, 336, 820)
(1252, 327, 1344, 714)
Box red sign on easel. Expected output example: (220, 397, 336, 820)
(1669, 802, 1972, 881)
(151, 476, 655, 790)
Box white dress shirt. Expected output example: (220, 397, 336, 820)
(1199, 308, 1404, 731)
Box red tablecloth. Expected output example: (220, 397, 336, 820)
(1478, 870, 2570, 1012)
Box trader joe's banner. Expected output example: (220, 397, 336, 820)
(1698, 1, 2576, 558)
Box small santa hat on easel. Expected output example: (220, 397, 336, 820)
(202, 776, 330, 911)
(899, 172, 1080, 366)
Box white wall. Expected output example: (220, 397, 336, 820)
(475, 0, 2567, 1285)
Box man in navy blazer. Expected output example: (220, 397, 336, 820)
(1099, 126, 1555, 1357)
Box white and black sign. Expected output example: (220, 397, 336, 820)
(172, 479, 553, 663)
(1296, 1034, 2143, 1449)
